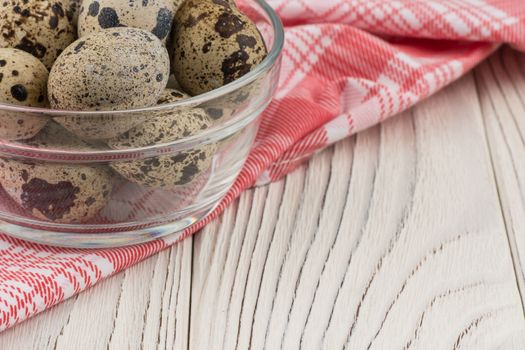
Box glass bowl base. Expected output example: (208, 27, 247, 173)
(0, 207, 213, 248)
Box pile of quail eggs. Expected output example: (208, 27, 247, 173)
(0, 0, 267, 224)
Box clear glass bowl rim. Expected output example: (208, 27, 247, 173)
(0, 0, 284, 158)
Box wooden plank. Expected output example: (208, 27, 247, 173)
(0, 298, 76, 350)
(475, 48, 525, 306)
(497, 330, 525, 349)
(0, 238, 192, 350)
(189, 74, 525, 350)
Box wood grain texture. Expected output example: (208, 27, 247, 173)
(475, 48, 525, 306)
(497, 330, 525, 349)
(188, 74, 525, 350)
(1, 54, 525, 349)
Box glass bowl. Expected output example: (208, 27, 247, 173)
(0, 0, 284, 248)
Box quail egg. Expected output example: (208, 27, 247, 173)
(172, 0, 267, 96)
(48, 27, 170, 139)
(108, 88, 216, 188)
(0, 48, 50, 140)
(0, 0, 76, 69)
(78, 0, 177, 44)
(48, 27, 169, 110)
(0, 122, 114, 223)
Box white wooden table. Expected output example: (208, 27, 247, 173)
(1, 48, 525, 350)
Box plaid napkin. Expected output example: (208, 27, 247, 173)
(1, 0, 524, 331)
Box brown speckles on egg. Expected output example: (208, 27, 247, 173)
(73, 40, 85, 52)
(49, 15, 59, 29)
(184, 12, 209, 28)
(0, 48, 49, 140)
(236, 34, 257, 49)
(151, 7, 173, 40)
(10, 84, 27, 101)
(221, 49, 251, 84)
(51, 3, 65, 17)
(87, 1, 99, 16)
(171, 0, 267, 96)
(97, 7, 120, 28)
(170, 91, 184, 98)
(108, 88, 217, 188)
(21, 178, 80, 221)
(202, 41, 211, 53)
(20, 169, 29, 181)
(14, 37, 47, 60)
(79, 0, 176, 44)
(85, 196, 96, 206)
(112, 145, 216, 188)
(205, 107, 224, 120)
(0, 0, 75, 68)
(214, 12, 245, 38)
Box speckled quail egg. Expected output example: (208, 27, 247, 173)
(108, 88, 217, 188)
(48, 27, 170, 139)
(49, 27, 169, 110)
(78, 0, 176, 43)
(0, 48, 50, 140)
(78, 0, 177, 44)
(0, 0, 76, 69)
(172, 0, 267, 96)
(0, 122, 114, 223)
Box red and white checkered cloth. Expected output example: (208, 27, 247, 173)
(1, 0, 524, 331)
